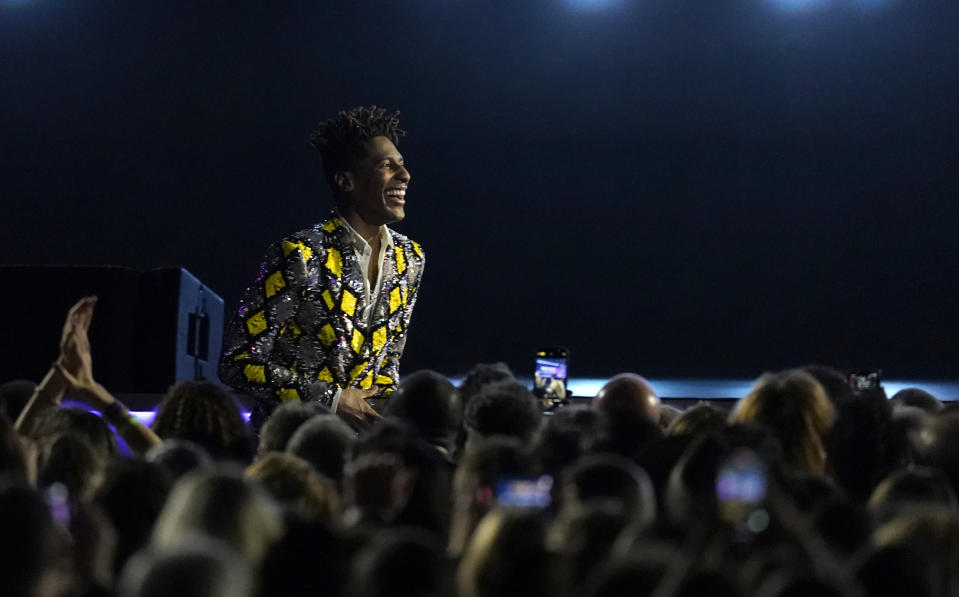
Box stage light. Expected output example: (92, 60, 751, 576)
(564, 0, 623, 11)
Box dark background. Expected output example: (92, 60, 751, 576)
(2, 0, 957, 380)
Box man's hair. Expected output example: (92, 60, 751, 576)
(464, 380, 540, 443)
(310, 106, 405, 189)
(257, 402, 331, 458)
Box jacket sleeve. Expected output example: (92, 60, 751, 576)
(218, 239, 339, 408)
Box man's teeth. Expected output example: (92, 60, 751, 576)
(385, 189, 406, 197)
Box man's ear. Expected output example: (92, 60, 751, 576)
(334, 171, 354, 193)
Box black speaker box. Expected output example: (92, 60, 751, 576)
(0, 266, 224, 394)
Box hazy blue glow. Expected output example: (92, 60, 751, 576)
(767, 0, 829, 11)
(565, 0, 623, 11)
(852, 0, 892, 9)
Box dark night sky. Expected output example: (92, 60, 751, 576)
(2, 0, 958, 379)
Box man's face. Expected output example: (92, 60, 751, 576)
(340, 136, 410, 226)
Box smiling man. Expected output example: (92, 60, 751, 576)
(219, 106, 425, 431)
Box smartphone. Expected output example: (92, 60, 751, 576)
(533, 347, 569, 407)
(849, 369, 882, 393)
(494, 476, 554, 508)
(716, 448, 768, 530)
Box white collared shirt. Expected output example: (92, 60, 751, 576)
(339, 217, 394, 326)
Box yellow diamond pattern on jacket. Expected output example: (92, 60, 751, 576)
(321, 218, 342, 233)
(321, 289, 335, 310)
(350, 329, 364, 354)
(246, 311, 267, 335)
(390, 287, 401, 314)
(281, 239, 313, 262)
(277, 388, 300, 402)
(264, 271, 286, 298)
(372, 327, 387, 353)
(359, 372, 374, 390)
(349, 363, 367, 383)
(317, 323, 335, 347)
(233, 351, 250, 361)
(411, 241, 423, 259)
(317, 367, 334, 382)
(244, 364, 266, 383)
(375, 375, 394, 386)
(280, 320, 302, 338)
(325, 248, 343, 278)
(395, 246, 407, 275)
(341, 290, 357, 316)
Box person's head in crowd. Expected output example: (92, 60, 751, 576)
(118, 537, 252, 597)
(548, 501, 635, 594)
(664, 433, 731, 527)
(890, 387, 942, 413)
(347, 418, 452, 538)
(658, 404, 684, 431)
(145, 438, 214, 482)
(449, 436, 537, 557)
(32, 406, 116, 464)
(0, 414, 29, 481)
(386, 369, 462, 455)
(826, 392, 902, 502)
(755, 574, 852, 597)
(457, 507, 554, 597)
(96, 458, 174, 578)
(152, 468, 283, 567)
(584, 547, 676, 597)
(260, 518, 361, 597)
(868, 466, 958, 524)
(911, 412, 959, 498)
(730, 370, 834, 476)
(0, 480, 70, 597)
(664, 568, 742, 597)
(458, 362, 514, 408)
(856, 542, 942, 597)
(285, 414, 355, 490)
(533, 406, 600, 481)
(593, 373, 661, 425)
(809, 499, 873, 561)
(349, 529, 452, 597)
(38, 433, 104, 502)
(560, 453, 656, 529)
(245, 452, 340, 522)
(800, 364, 855, 407)
(256, 401, 331, 458)
(591, 374, 664, 457)
(872, 507, 959, 581)
(0, 378, 36, 422)
(668, 402, 728, 437)
(152, 381, 252, 462)
(463, 380, 540, 450)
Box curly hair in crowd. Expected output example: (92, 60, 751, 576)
(152, 381, 250, 461)
(310, 105, 405, 189)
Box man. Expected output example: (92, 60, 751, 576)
(219, 106, 425, 430)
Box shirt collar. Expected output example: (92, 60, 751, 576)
(337, 213, 394, 254)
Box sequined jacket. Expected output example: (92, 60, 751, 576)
(218, 213, 425, 410)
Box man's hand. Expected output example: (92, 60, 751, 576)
(337, 387, 382, 431)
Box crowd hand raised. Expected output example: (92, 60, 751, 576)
(337, 387, 382, 431)
(56, 296, 97, 378)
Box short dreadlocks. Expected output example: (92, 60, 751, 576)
(309, 105, 405, 191)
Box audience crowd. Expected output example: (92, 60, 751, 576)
(2, 296, 959, 597)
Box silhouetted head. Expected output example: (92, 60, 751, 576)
(152, 381, 251, 461)
(257, 401, 331, 458)
(246, 452, 340, 522)
(349, 529, 451, 597)
(286, 414, 355, 489)
(118, 537, 252, 597)
(593, 373, 661, 425)
(890, 388, 942, 413)
(464, 380, 540, 447)
(387, 370, 462, 452)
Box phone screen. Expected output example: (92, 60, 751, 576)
(495, 476, 553, 508)
(533, 349, 568, 403)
